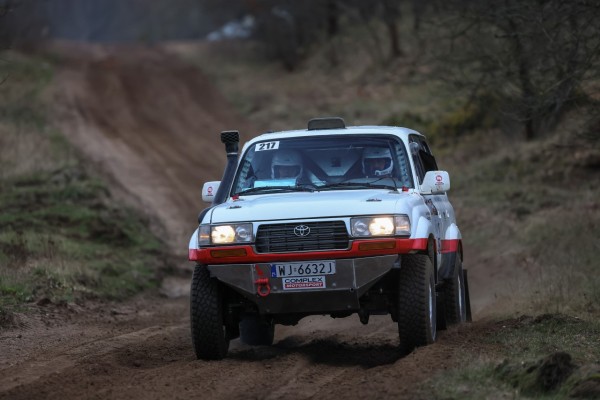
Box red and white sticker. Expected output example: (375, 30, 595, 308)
(435, 175, 443, 182)
(207, 186, 214, 195)
(282, 276, 326, 290)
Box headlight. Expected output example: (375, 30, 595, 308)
(212, 225, 236, 243)
(198, 223, 254, 246)
(350, 215, 410, 237)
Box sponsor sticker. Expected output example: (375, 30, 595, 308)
(282, 276, 326, 290)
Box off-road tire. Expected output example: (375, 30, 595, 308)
(397, 254, 437, 353)
(444, 254, 467, 325)
(190, 264, 229, 360)
(239, 315, 275, 346)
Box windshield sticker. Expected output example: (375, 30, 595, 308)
(254, 179, 296, 187)
(256, 141, 280, 151)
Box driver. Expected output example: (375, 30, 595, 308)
(362, 147, 394, 177)
(271, 150, 303, 180)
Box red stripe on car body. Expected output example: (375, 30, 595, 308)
(441, 239, 460, 253)
(189, 238, 429, 264)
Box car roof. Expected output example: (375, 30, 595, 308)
(245, 126, 423, 148)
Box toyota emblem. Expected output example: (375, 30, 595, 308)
(293, 225, 311, 237)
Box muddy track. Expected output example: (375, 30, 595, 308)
(1, 43, 491, 399)
(1, 298, 491, 400)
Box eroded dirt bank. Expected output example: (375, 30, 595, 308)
(1, 43, 491, 399)
(47, 42, 256, 252)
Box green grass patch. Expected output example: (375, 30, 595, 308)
(429, 315, 600, 399)
(489, 315, 600, 363)
(0, 148, 166, 308)
(0, 168, 166, 307)
(0, 52, 168, 318)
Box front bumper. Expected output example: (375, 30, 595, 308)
(207, 254, 399, 314)
(189, 238, 428, 264)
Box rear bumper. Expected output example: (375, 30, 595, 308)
(207, 254, 399, 314)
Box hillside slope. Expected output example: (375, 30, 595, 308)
(47, 42, 256, 252)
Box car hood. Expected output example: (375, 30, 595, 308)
(209, 189, 412, 223)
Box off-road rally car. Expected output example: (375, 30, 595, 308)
(188, 117, 471, 360)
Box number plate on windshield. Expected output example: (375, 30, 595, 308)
(270, 261, 336, 278)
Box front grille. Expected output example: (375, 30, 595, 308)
(255, 221, 349, 253)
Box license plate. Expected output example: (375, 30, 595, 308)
(270, 261, 336, 278)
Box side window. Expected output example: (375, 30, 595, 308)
(419, 138, 438, 172)
(409, 135, 426, 183)
(410, 135, 440, 184)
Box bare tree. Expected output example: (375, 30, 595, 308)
(381, 0, 402, 58)
(432, 0, 600, 139)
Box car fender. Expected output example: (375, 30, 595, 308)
(189, 227, 200, 260)
(413, 214, 434, 243)
(439, 223, 462, 279)
(444, 223, 462, 243)
(189, 228, 200, 250)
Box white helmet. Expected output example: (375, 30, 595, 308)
(271, 150, 303, 179)
(362, 147, 393, 177)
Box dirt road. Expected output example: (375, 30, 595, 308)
(1, 290, 493, 400)
(1, 44, 491, 399)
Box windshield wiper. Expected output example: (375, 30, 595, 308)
(234, 185, 314, 196)
(316, 182, 395, 191)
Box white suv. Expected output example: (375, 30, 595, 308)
(188, 118, 471, 360)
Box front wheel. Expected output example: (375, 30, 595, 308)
(190, 264, 229, 360)
(397, 254, 437, 353)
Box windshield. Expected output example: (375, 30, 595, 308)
(230, 135, 414, 196)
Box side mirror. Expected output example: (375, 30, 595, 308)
(202, 181, 221, 203)
(421, 171, 450, 194)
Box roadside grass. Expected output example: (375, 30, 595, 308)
(426, 125, 600, 398)
(0, 52, 168, 322)
(450, 125, 600, 317)
(429, 315, 600, 399)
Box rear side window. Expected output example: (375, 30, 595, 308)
(409, 135, 439, 183)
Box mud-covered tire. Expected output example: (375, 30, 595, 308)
(397, 254, 437, 353)
(190, 264, 229, 360)
(444, 254, 467, 325)
(239, 315, 275, 346)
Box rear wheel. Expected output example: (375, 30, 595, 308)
(397, 254, 437, 353)
(190, 264, 229, 360)
(444, 254, 467, 325)
(239, 315, 275, 346)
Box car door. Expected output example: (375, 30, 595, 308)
(409, 135, 446, 269)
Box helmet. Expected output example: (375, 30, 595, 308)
(362, 147, 393, 177)
(271, 150, 303, 179)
